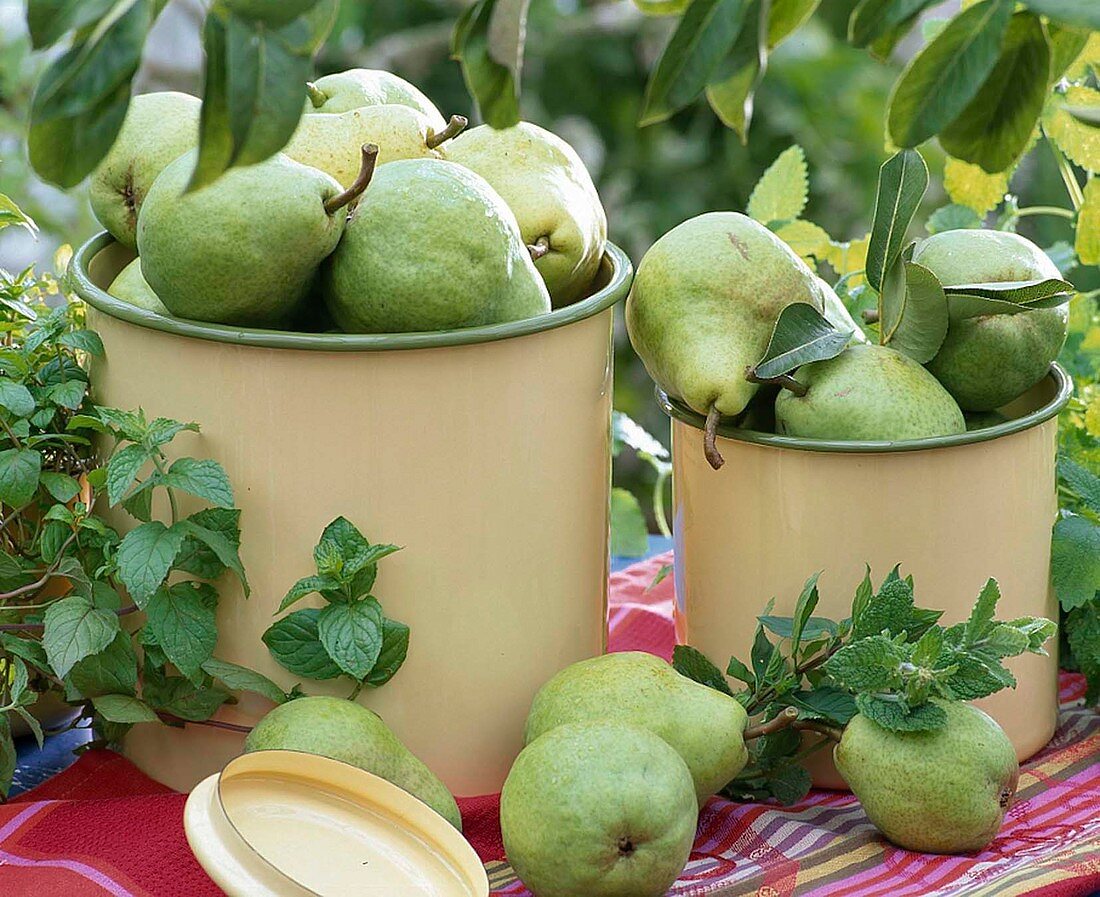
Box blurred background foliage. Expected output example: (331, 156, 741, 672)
(0, 0, 1096, 531)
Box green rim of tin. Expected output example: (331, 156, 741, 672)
(70, 232, 632, 351)
(657, 363, 1073, 453)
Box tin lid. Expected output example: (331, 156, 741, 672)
(184, 750, 489, 897)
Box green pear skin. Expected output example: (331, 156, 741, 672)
(88, 92, 200, 249)
(626, 212, 829, 419)
(323, 159, 551, 333)
(524, 651, 749, 804)
(913, 229, 1069, 411)
(285, 105, 445, 188)
(835, 701, 1019, 854)
(137, 151, 345, 327)
(108, 258, 170, 315)
(774, 343, 966, 441)
(448, 123, 607, 308)
(501, 722, 697, 897)
(306, 68, 446, 129)
(244, 696, 462, 830)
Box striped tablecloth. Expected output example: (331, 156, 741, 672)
(1, 548, 1097, 897)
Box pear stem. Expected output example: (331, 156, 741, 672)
(793, 720, 844, 743)
(426, 115, 469, 149)
(704, 405, 725, 471)
(323, 144, 380, 216)
(743, 707, 799, 741)
(306, 81, 327, 109)
(528, 236, 551, 261)
(744, 368, 808, 398)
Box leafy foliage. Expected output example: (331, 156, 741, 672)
(263, 518, 409, 696)
(674, 569, 1055, 804)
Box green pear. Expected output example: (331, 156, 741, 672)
(447, 122, 607, 308)
(524, 652, 749, 804)
(774, 343, 965, 440)
(305, 68, 446, 129)
(501, 722, 697, 897)
(816, 276, 868, 343)
(224, 0, 317, 26)
(323, 159, 551, 333)
(245, 696, 462, 830)
(88, 92, 200, 249)
(626, 212, 829, 434)
(285, 105, 465, 188)
(138, 148, 370, 328)
(912, 229, 1069, 411)
(108, 259, 169, 315)
(835, 701, 1019, 854)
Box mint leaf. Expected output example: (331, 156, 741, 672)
(143, 417, 200, 448)
(59, 329, 105, 356)
(791, 572, 822, 646)
(263, 609, 342, 680)
(66, 631, 138, 697)
(0, 379, 34, 417)
(786, 687, 858, 724)
(0, 447, 41, 508)
(144, 672, 231, 721)
(1066, 604, 1100, 704)
(726, 655, 756, 688)
(857, 694, 948, 732)
(317, 597, 384, 680)
(276, 573, 343, 614)
(610, 487, 649, 558)
(672, 645, 734, 696)
(161, 457, 234, 508)
(115, 521, 186, 607)
(176, 517, 249, 596)
(42, 595, 120, 679)
(966, 578, 1000, 643)
(940, 653, 1015, 700)
(852, 575, 942, 641)
(91, 694, 159, 724)
(1059, 457, 1100, 516)
(106, 443, 149, 506)
(825, 634, 908, 691)
(316, 517, 371, 575)
(144, 582, 218, 682)
(40, 471, 80, 503)
(121, 480, 154, 522)
(174, 507, 241, 579)
(766, 763, 813, 806)
(1051, 514, 1100, 610)
(47, 379, 86, 410)
(758, 616, 838, 640)
(0, 718, 14, 798)
(366, 618, 410, 688)
(201, 658, 287, 705)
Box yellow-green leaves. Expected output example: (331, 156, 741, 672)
(641, 0, 750, 127)
(938, 13, 1050, 174)
(944, 157, 1010, 214)
(747, 145, 808, 225)
(1077, 179, 1100, 266)
(451, 0, 530, 130)
(1043, 86, 1100, 172)
(887, 0, 1014, 152)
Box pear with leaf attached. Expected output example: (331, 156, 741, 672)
(913, 229, 1069, 411)
(89, 91, 200, 249)
(448, 122, 607, 307)
(774, 343, 965, 441)
(626, 212, 829, 466)
(524, 651, 749, 804)
(835, 700, 1019, 854)
(138, 146, 378, 328)
(305, 68, 446, 129)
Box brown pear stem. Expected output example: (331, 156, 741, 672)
(793, 720, 844, 743)
(323, 144, 380, 216)
(743, 706, 799, 741)
(426, 115, 469, 149)
(528, 236, 551, 261)
(744, 367, 808, 397)
(704, 404, 725, 470)
(306, 81, 327, 109)
(861, 309, 880, 325)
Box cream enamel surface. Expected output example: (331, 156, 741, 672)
(83, 245, 616, 796)
(670, 377, 1062, 788)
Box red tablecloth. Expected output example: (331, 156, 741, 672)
(1, 552, 1097, 897)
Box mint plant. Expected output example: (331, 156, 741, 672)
(263, 518, 409, 699)
(674, 568, 1056, 804)
(611, 411, 671, 559)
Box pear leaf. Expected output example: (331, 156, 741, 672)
(886, 0, 1014, 149)
(946, 293, 1030, 321)
(452, 0, 530, 130)
(866, 150, 928, 292)
(879, 253, 949, 364)
(941, 278, 1076, 304)
(672, 645, 735, 696)
(748, 304, 851, 381)
(938, 12, 1050, 174)
(1019, 0, 1100, 30)
(847, 0, 939, 48)
(748, 145, 808, 226)
(855, 694, 947, 732)
(641, 0, 751, 127)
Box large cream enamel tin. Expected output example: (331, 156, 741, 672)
(72, 234, 632, 796)
(661, 368, 1072, 787)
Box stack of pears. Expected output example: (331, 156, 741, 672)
(92, 71, 609, 332)
(627, 210, 1067, 460)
